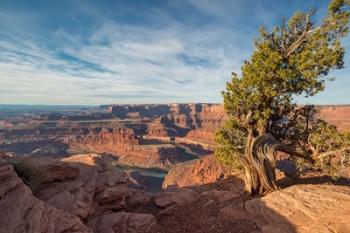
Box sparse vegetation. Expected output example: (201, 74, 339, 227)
(216, 0, 350, 194)
(308, 120, 350, 178)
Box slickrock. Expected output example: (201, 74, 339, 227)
(0, 164, 91, 233)
(245, 184, 350, 233)
(162, 154, 230, 189)
(90, 212, 157, 233)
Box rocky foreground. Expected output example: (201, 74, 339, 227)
(0, 154, 349, 233)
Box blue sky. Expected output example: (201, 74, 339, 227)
(0, 0, 349, 105)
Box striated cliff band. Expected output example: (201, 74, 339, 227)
(1, 104, 350, 169)
(1, 104, 350, 232)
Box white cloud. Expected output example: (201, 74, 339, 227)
(0, 17, 250, 104)
(1, 0, 348, 105)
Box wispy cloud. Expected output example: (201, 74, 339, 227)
(0, 9, 248, 104)
(0, 0, 349, 105)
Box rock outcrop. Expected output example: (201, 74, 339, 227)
(2, 151, 350, 233)
(2, 154, 158, 233)
(162, 154, 230, 189)
(0, 164, 91, 233)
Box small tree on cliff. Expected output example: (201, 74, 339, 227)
(216, 0, 350, 195)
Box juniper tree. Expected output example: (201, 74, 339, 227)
(216, 0, 350, 195)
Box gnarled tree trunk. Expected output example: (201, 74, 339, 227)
(243, 133, 310, 195)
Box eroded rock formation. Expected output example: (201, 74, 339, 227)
(316, 105, 350, 131)
(2, 104, 350, 169)
(162, 154, 231, 189)
(0, 164, 91, 233)
(1, 154, 159, 232)
(1, 152, 350, 233)
(68, 129, 197, 168)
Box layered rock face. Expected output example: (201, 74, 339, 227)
(68, 128, 200, 168)
(108, 103, 226, 137)
(65, 104, 222, 167)
(316, 105, 350, 131)
(2, 104, 350, 169)
(108, 103, 350, 133)
(106, 104, 350, 145)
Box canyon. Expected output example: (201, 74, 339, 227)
(1, 104, 350, 232)
(1, 103, 350, 193)
(1, 104, 349, 168)
(0, 103, 225, 168)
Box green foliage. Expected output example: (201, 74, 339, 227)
(309, 120, 350, 154)
(308, 120, 350, 177)
(216, 0, 350, 172)
(215, 118, 246, 171)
